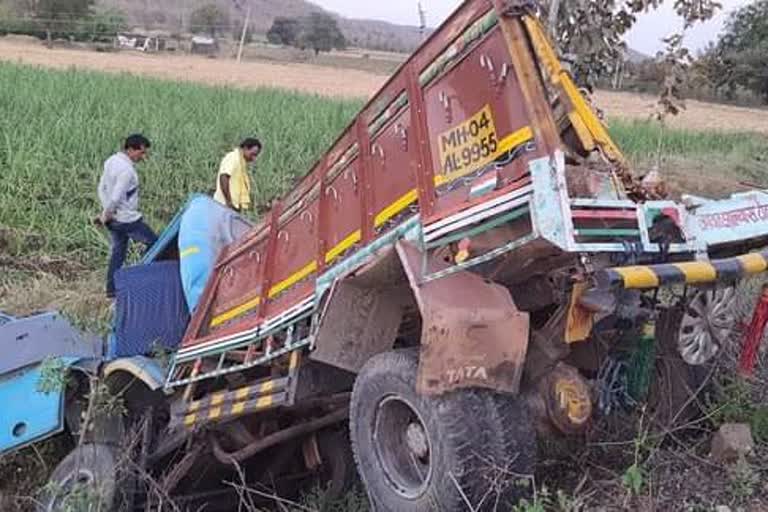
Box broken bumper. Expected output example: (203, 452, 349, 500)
(594, 250, 768, 291)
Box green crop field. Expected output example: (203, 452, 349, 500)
(1, 61, 767, 271)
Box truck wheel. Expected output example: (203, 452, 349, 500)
(38, 443, 122, 512)
(350, 348, 535, 512)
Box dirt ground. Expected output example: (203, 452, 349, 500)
(1, 36, 767, 134)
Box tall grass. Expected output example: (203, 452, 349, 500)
(0, 62, 362, 265)
(608, 118, 768, 181)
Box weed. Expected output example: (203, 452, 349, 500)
(621, 463, 645, 497)
(36, 356, 72, 394)
(512, 485, 586, 512)
(727, 458, 759, 501)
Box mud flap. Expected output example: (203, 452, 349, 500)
(396, 241, 530, 396)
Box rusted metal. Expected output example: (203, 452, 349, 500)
(311, 249, 407, 373)
(210, 408, 348, 464)
(396, 240, 530, 395)
(565, 282, 595, 343)
(541, 363, 592, 434)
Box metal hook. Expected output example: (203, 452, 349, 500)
(278, 230, 290, 242)
(480, 54, 495, 72)
(249, 250, 261, 263)
(301, 211, 314, 224)
(395, 123, 408, 152)
(326, 186, 339, 201)
(438, 91, 453, 123)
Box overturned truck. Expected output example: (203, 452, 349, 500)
(5, 1, 768, 510)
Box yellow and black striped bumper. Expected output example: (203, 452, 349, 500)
(595, 251, 768, 290)
(173, 377, 288, 431)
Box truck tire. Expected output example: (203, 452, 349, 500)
(350, 348, 535, 512)
(38, 443, 121, 512)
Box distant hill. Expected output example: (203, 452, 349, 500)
(626, 48, 652, 64)
(97, 0, 428, 53)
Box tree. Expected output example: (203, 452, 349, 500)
(26, 0, 95, 41)
(545, 0, 721, 88)
(189, 4, 228, 38)
(699, 0, 768, 103)
(89, 7, 127, 42)
(266, 16, 300, 46)
(297, 12, 346, 55)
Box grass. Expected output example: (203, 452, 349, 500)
(607, 118, 768, 189)
(1, 61, 767, 271)
(0, 61, 362, 266)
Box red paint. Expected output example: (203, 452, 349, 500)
(739, 284, 768, 376)
(572, 209, 637, 220)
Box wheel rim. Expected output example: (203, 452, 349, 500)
(49, 468, 97, 511)
(372, 394, 433, 500)
(678, 287, 736, 365)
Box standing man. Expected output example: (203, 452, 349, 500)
(214, 138, 262, 212)
(97, 134, 158, 299)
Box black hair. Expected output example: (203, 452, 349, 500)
(240, 138, 262, 151)
(124, 134, 151, 151)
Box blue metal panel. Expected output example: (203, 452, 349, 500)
(141, 193, 207, 265)
(0, 358, 78, 455)
(530, 153, 571, 251)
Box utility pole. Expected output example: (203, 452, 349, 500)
(233, 0, 251, 63)
(418, 1, 427, 42)
(236, 4, 251, 63)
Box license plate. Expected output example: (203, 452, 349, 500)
(437, 104, 499, 184)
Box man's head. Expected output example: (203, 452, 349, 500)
(124, 134, 151, 162)
(240, 138, 262, 163)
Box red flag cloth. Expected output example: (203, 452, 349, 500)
(739, 284, 768, 376)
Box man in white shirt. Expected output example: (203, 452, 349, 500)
(97, 134, 158, 298)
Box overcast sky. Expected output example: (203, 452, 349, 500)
(312, 0, 749, 56)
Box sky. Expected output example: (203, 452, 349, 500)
(312, 0, 750, 56)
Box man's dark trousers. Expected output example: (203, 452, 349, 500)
(106, 219, 158, 297)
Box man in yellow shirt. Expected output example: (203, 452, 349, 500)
(214, 138, 262, 212)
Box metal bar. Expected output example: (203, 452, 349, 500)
(575, 229, 641, 237)
(595, 250, 768, 290)
(258, 202, 283, 320)
(425, 194, 532, 243)
(424, 184, 533, 237)
(356, 117, 376, 244)
(406, 61, 436, 218)
(422, 232, 538, 283)
(571, 210, 638, 220)
(494, 6, 561, 156)
(168, 339, 312, 389)
(571, 198, 637, 208)
(426, 206, 530, 249)
(318, 160, 331, 274)
(210, 408, 349, 464)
